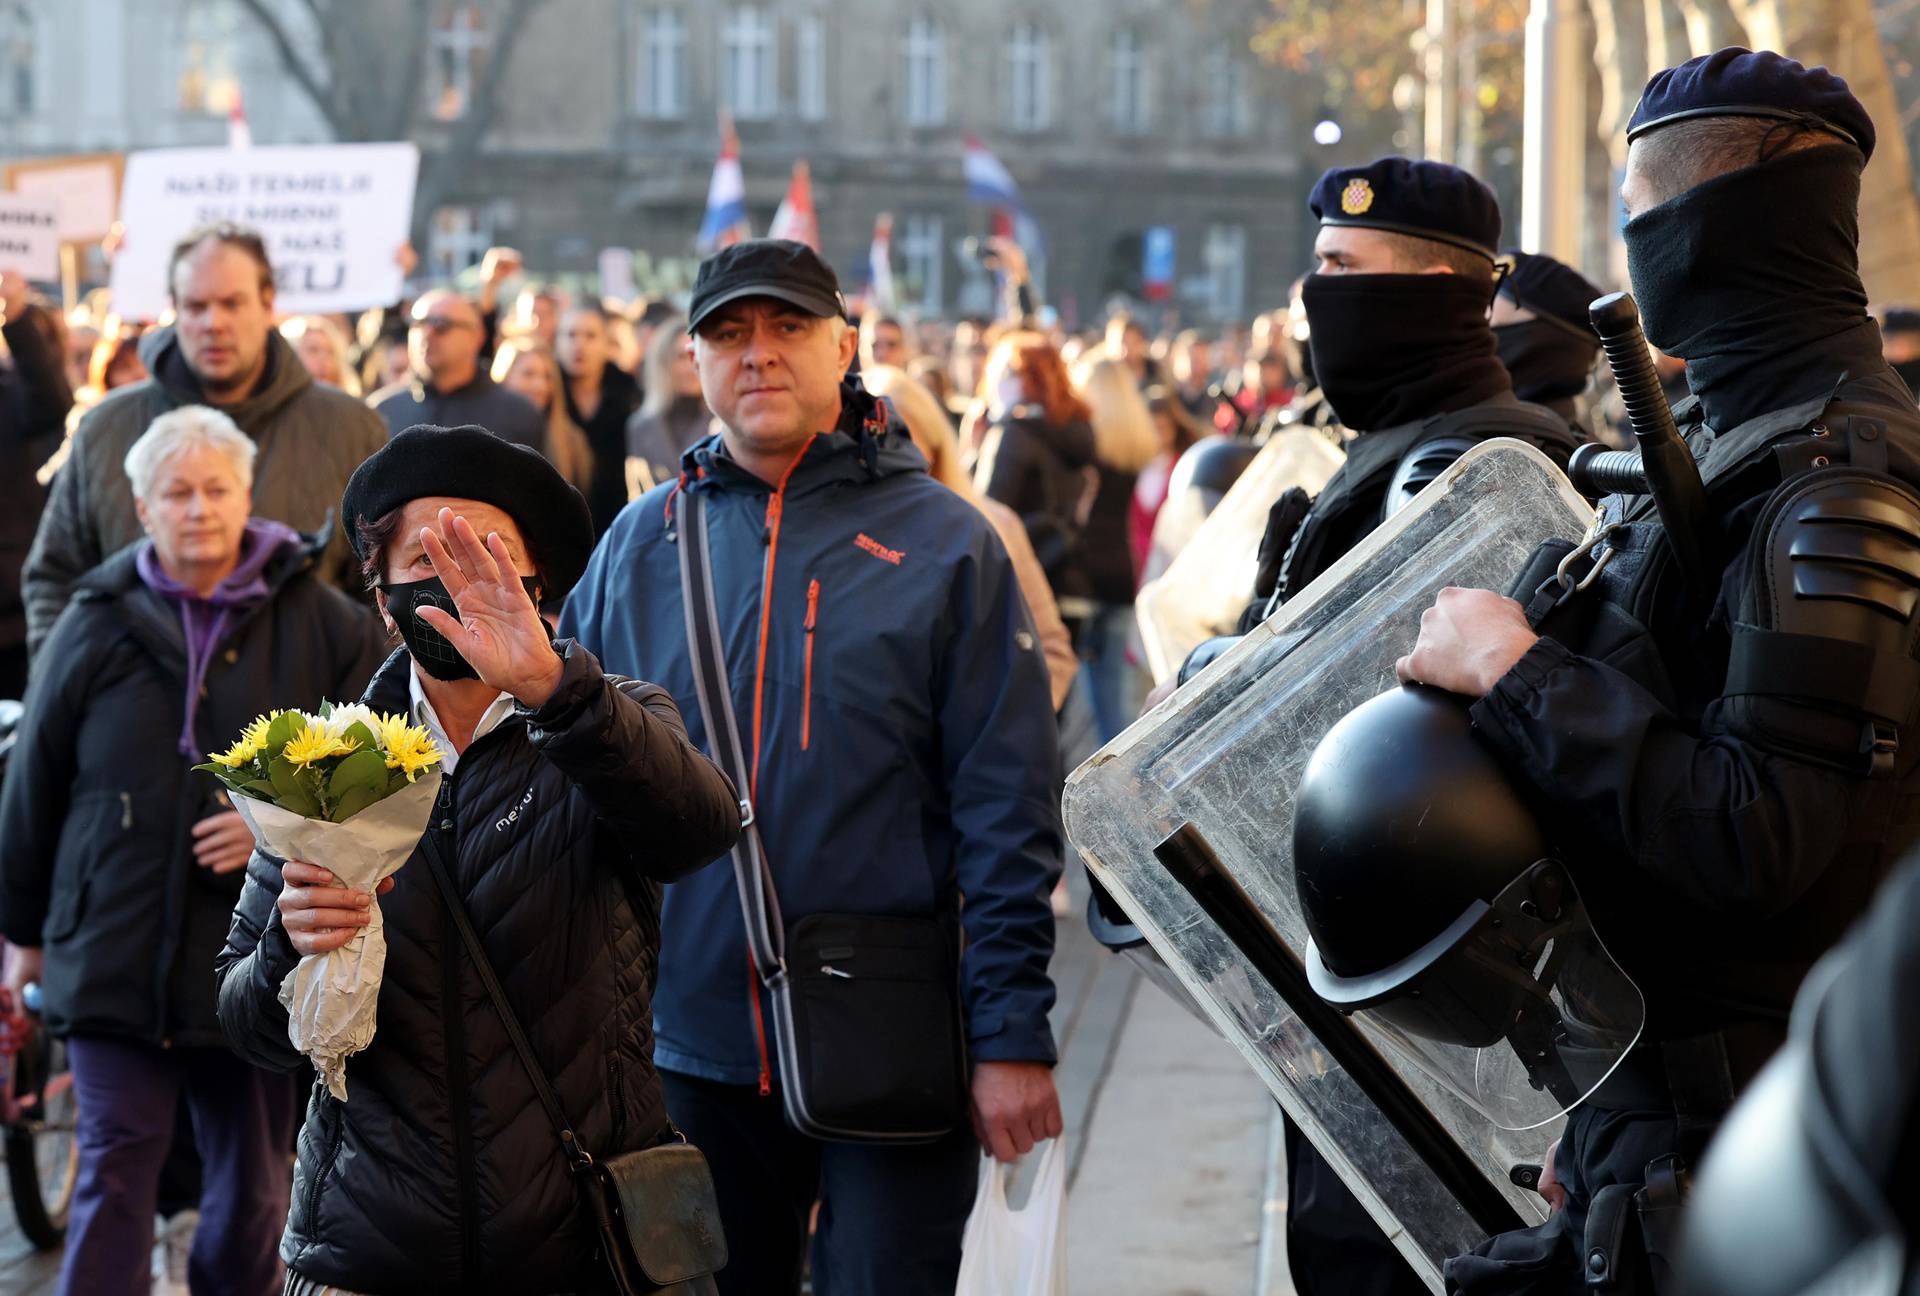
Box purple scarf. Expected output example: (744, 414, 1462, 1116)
(136, 519, 302, 756)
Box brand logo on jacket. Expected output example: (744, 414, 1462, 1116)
(853, 533, 905, 566)
(494, 786, 534, 833)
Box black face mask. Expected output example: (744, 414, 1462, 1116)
(381, 575, 541, 682)
(1301, 272, 1512, 431)
(1494, 319, 1599, 405)
(1623, 144, 1877, 431)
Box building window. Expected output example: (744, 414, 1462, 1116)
(1007, 22, 1051, 133)
(1109, 28, 1149, 135)
(637, 7, 688, 120)
(901, 215, 943, 314)
(797, 14, 826, 122)
(1205, 224, 1247, 320)
(178, 0, 242, 116)
(428, 205, 494, 281)
(902, 17, 945, 128)
(0, 3, 32, 119)
(719, 7, 777, 121)
(430, 2, 489, 121)
(1201, 41, 1252, 139)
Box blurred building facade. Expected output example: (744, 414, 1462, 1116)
(0, 0, 1307, 324)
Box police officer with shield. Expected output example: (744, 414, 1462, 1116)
(1330, 48, 1920, 1292)
(1201, 158, 1585, 1296)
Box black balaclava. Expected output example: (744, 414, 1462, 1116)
(1623, 144, 1882, 432)
(1301, 272, 1513, 431)
(382, 574, 541, 683)
(1495, 319, 1600, 406)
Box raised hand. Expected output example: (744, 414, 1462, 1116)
(414, 507, 563, 707)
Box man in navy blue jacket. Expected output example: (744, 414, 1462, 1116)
(562, 239, 1064, 1296)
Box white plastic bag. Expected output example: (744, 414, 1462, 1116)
(233, 773, 440, 1101)
(954, 1139, 1068, 1296)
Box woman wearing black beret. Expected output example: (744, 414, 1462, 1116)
(216, 424, 741, 1293)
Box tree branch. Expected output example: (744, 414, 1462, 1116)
(232, 0, 350, 138)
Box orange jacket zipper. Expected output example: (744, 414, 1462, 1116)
(801, 579, 819, 751)
(745, 439, 814, 1099)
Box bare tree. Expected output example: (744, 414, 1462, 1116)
(232, 0, 550, 249)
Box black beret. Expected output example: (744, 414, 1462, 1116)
(341, 425, 596, 599)
(1309, 157, 1501, 263)
(1498, 251, 1605, 341)
(1627, 47, 1875, 162)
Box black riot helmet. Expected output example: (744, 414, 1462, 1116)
(1292, 685, 1646, 1129)
(1176, 435, 1260, 514)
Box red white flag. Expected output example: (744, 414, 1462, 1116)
(228, 90, 253, 149)
(768, 161, 820, 251)
(868, 213, 897, 313)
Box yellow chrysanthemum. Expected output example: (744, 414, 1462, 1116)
(281, 719, 360, 768)
(208, 713, 276, 768)
(376, 714, 443, 782)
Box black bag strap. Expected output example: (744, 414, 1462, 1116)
(675, 491, 787, 983)
(417, 827, 593, 1175)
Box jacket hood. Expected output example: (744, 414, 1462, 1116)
(139, 325, 315, 426)
(681, 379, 928, 497)
(75, 521, 327, 603)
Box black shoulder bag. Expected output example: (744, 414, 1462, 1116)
(417, 831, 727, 1294)
(676, 490, 970, 1143)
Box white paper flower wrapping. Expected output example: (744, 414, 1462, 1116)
(232, 774, 441, 1101)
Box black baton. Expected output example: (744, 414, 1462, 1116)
(1153, 822, 1528, 1240)
(1568, 293, 1716, 595)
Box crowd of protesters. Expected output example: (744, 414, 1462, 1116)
(15, 187, 1920, 1294)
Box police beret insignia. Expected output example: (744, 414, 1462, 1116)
(1310, 158, 1501, 263)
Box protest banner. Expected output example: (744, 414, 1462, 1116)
(3, 153, 124, 244)
(109, 143, 420, 318)
(0, 197, 62, 280)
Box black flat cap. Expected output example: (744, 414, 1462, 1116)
(1628, 47, 1874, 162)
(687, 238, 846, 333)
(1309, 157, 1501, 264)
(1499, 251, 1605, 341)
(342, 424, 596, 598)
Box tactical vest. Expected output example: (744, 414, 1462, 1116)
(1515, 372, 1920, 1045)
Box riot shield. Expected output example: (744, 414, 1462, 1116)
(1063, 440, 1596, 1291)
(1135, 427, 1346, 683)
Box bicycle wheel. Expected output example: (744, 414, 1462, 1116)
(8, 1030, 76, 1250)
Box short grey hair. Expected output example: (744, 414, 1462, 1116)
(123, 406, 256, 500)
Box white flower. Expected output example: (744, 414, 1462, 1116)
(319, 703, 381, 742)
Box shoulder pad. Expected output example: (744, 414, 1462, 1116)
(1724, 468, 1920, 776)
(1384, 434, 1479, 518)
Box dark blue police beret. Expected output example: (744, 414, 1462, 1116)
(1627, 47, 1874, 162)
(1498, 251, 1604, 340)
(1309, 157, 1500, 264)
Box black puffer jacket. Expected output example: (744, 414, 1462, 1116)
(0, 532, 386, 1044)
(216, 641, 740, 1294)
(976, 409, 1097, 602)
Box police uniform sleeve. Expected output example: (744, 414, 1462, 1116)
(1469, 469, 1920, 916)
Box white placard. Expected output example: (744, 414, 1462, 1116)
(0, 196, 61, 280)
(598, 246, 637, 303)
(5, 154, 122, 243)
(109, 143, 420, 318)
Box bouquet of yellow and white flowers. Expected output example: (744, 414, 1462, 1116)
(198, 704, 445, 1100)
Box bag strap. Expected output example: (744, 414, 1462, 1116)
(417, 827, 593, 1174)
(675, 491, 787, 983)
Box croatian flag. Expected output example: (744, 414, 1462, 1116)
(963, 134, 1022, 211)
(965, 134, 1043, 256)
(697, 117, 750, 253)
(868, 214, 897, 313)
(768, 161, 820, 251)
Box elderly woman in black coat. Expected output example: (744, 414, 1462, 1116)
(0, 404, 386, 1296)
(216, 426, 740, 1294)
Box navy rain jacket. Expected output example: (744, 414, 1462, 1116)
(563, 381, 1063, 1088)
